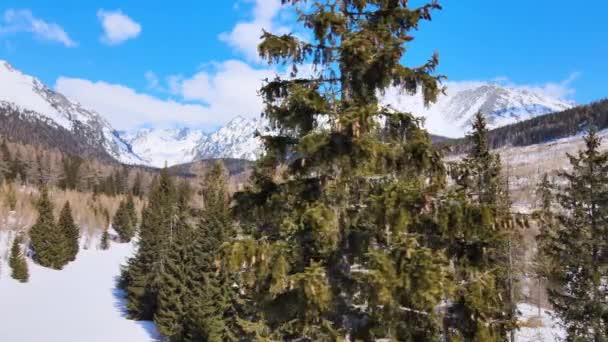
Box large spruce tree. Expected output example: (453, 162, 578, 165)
(445, 112, 517, 340)
(29, 188, 70, 269)
(154, 181, 196, 341)
(188, 162, 237, 341)
(541, 128, 608, 340)
(223, 1, 463, 340)
(121, 169, 177, 320)
(58, 201, 79, 261)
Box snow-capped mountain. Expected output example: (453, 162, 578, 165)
(124, 82, 573, 166)
(0, 60, 144, 164)
(194, 117, 264, 161)
(120, 127, 204, 167)
(0, 60, 575, 167)
(121, 117, 264, 168)
(383, 82, 573, 137)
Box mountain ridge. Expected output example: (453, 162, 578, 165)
(0, 60, 576, 167)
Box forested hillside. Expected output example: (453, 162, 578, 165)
(443, 99, 608, 154)
(0, 104, 120, 162)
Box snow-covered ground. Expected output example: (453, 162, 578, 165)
(0, 238, 159, 342)
(0, 230, 566, 341)
(516, 303, 565, 342)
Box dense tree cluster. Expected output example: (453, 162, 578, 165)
(29, 189, 79, 269)
(121, 163, 236, 341)
(445, 99, 608, 155)
(0, 134, 154, 197)
(0, 139, 26, 183)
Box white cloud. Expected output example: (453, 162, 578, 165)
(173, 60, 273, 108)
(0, 9, 76, 47)
(219, 0, 290, 61)
(55, 60, 276, 130)
(97, 9, 141, 45)
(514, 72, 580, 101)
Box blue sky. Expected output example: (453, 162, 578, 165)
(0, 0, 605, 131)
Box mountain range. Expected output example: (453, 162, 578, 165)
(0, 60, 574, 167)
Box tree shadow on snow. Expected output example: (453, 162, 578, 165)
(112, 275, 162, 341)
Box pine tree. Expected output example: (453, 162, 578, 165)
(188, 162, 237, 341)
(132, 172, 143, 198)
(444, 112, 517, 340)
(0, 139, 13, 181)
(154, 181, 197, 341)
(541, 128, 608, 340)
(58, 201, 79, 261)
(10, 151, 27, 184)
(5, 182, 17, 211)
(29, 188, 70, 269)
(113, 201, 135, 243)
(454, 112, 503, 204)
(100, 229, 110, 250)
(121, 169, 177, 320)
(533, 173, 556, 315)
(223, 1, 459, 340)
(125, 193, 138, 228)
(59, 155, 82, 190)
(9, 234, 29, 283)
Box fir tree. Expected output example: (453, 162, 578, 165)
(10, 151, 27, 184)
(5, 183, 17, 211)
(444, 112, 517, 340)
(113, 201, 135, 243)
(9, 234, 29, 283)
(541, 128, 608, 340)
(58, 201, 79, 261)
(121, 169, 177, 320)
(59, 155, 82, 190)
(132, 172, 143, 198)
(224, 1, 459, 340)
(532, 173, 557, 315)
(454, 112, 503, 204)
(29, 188, 70, 269)
(154, 181, 197, 341)
(100, 229, 110, 250)
(0, 139, 13, 181)
(188, 162, 237, 341)
(125, 193, 138, 228)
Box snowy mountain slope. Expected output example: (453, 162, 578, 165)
(121, 116, 265, 167)
(127, 82, 572, 165)
(0, 61, 144, 164)
(0, 60, 573, 167)
(383, 82, 573, 138)
(120, 127, 204, 168)
(0, 233, 159, 342)
(194, 116, 264, 161)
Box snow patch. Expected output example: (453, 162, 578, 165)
(0, 235, 159, 342)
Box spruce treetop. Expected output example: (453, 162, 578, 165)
(256, 0, 445, 176)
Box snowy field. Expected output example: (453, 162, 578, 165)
(0, 238, 159, 342)
(0, 233, 565, 341)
